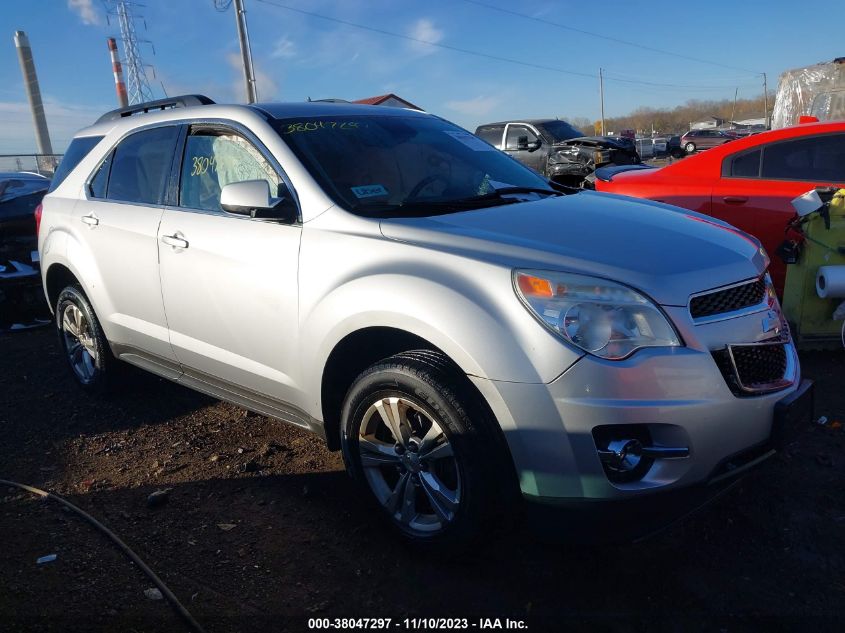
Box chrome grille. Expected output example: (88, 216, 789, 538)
(690, 278, 766, 320)
(712, 341, 790, 396)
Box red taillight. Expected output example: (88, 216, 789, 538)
(34, 203, 43, 237)
(798, 115, 819, 124)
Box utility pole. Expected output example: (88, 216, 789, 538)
(599, 68, 605, 135)
(763, 72, 769, 129)
(233, 0, 258, 103)
(730, 87, 738, 129)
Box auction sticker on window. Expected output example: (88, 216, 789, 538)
(443, 130, 496, 151)
(351, 184, 389, 198)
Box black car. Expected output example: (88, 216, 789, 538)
(474, 119, 641, 186)
(0, 172, 50, 329)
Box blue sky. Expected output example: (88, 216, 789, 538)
(2, 0, 842, 152)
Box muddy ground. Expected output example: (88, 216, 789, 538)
(1, 328, 844, 632)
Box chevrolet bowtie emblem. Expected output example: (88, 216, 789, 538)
(762, 310, 780, 335)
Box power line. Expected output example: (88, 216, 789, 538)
(458, 0, 762, 76)
(254, 0, 755, 92)
(255, 0, 596, 80)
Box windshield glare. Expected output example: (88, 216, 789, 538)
(273, 115, 553, 216)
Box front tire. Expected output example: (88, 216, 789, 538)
(684, 142, 696, 153)
(340, 351, 516, 548)
(55, 285, 117, 394)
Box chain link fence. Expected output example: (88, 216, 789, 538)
(0, 154, 63, 177)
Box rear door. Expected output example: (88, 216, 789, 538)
(157, 123, 304, 409)
(711, 132, 845, 291)
(74, 124, 181, 371)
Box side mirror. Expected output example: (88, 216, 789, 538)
(516, 135, 529, 150)
(527, 139, 542, 152)
(220, 179, 295, 222)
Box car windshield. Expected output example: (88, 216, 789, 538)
(539, 120, 585, 141)
(273, 114, 556, 217)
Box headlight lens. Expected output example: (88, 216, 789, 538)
(514, 270, 681, 360)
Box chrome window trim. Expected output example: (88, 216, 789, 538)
(82, 117, 303, 224)
(688, 276, 769, 325)
(503, 122, 542, 151)
(727, 339, 796, 394)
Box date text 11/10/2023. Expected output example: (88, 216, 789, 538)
(307, 618, 528, 630)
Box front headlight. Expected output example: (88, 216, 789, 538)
(514, 270, 681, 360)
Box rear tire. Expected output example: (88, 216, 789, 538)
(55, 285, 118, 394)
(340, 350, 517, 549)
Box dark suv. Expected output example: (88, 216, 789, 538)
(475, 119, 641, 186)
(680, 129, 736, 154)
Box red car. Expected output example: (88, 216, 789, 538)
(594, 121, 845, 294)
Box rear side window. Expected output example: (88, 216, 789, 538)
(47, 135, 103, 193)
(107, 126, 180, 204)
(726, 149, 761, 178)
(761, 134, 845, 182)
(475, 126, 503, 147)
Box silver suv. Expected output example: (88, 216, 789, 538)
(39, 96, 813, 546)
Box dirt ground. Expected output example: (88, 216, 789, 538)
(1, 327, 844, 633)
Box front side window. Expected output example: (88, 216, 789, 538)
(179, 129, 283, 212)
(505, 125, 538, 150)
(761, 134, 845, 182)
(107, 126, 179, 204)
(273, 114, 553, 217)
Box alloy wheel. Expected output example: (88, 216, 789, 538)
(357, 396, 461, 534)
(61, 303, 98, 383)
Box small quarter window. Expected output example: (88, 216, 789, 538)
(728, 149, 761, 178)
(89, 151, 113, 198)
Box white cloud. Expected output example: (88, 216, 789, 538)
(445, 95, 500, 117)
(226, 53, 278, 103)
(271, 36, 298, 60)
(67, 0, 101, 26)
(407, 18, 443, 55)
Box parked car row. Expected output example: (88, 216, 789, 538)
(474, 119, 641, 186)
(0, 171, 50, 329)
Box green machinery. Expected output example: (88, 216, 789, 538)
(782, 188, 845, 347)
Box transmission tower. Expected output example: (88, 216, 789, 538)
(106, 1, 155, 104)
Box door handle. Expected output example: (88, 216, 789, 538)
(161, 234, 189, 249)
(722, 196, 748, 205)
(80, 213, 99, 226)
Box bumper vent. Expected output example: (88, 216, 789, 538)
(690, 278, 766, 319)
(712, 341, 790, 396)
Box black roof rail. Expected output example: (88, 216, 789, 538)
(95, 94, 215, 124)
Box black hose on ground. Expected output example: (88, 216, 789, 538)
(0, 478, 206, 633)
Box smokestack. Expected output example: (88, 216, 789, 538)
(107, 37, 129, 108)
(13, 31, 53, 156)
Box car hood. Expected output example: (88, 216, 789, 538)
(379, 191, 766, 306)
(556, 136, 632, 150)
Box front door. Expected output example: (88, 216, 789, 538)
(503, 124, 546, 175)
(157, 124, 303, 408)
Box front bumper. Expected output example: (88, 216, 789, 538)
(471, 341, 806, 503)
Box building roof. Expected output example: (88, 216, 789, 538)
(352, 93, 423, 110)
